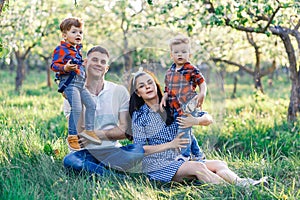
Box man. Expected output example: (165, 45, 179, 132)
(63, 46, 144, 175)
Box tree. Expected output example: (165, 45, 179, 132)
(0, 0, 62, 91)
(212, 32, 277, 93)
(153, 0, 299, 121)
(201, 0, 299, 121)
(0, 0, 8, 16)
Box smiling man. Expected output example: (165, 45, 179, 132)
(63, 45, 144, 175)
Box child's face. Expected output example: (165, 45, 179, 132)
(62, 25, 83, 46)
(170, 43, 191, 67)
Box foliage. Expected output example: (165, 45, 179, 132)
(0, 70, 299, 199)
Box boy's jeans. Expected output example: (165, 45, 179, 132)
(177, 110, 206, 158)
(59, 75, 96, 135)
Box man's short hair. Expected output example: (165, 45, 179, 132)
(169, 34, 190, 51)
(87, 46, 110, 58)
(60, 17, 83, 33)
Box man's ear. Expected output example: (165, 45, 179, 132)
(105, 66, 110, 73)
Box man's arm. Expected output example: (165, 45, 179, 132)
(94, 111, 129, 140)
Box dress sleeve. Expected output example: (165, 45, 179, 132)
(132, 113, 147, 145)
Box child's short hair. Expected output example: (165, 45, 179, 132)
(169, 35, 190, 51)
(60, 17, 83, 33)
(87, 46, 110, 59)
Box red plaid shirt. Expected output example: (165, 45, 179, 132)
(164, 62, 205, 116)
(50, 41, 82, 76)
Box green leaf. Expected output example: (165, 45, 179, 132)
(147, 0, 153, 5)
(265, 31, 271, 37)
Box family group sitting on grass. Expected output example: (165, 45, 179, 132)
(51, 17, 268, 187)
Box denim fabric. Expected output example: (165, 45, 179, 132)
(176, 110, 207, 158)
(63, 144, 144, 175)
(60, 74, 96, 135)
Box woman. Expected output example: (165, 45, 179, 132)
(129, 70, 267, 186)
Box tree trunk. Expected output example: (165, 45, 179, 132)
(231, 74, 238, 98)
(47, 58, 52, 88)
(15, 52, 26, 91)
(122, 35, 133, 87)
(279, 32, 299, 121)
(254, 74, 264, 93)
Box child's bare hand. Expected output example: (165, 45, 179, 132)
(196, 94, 205, 109)
(160, 93, 168, 112)
(64, 60, 77, 72)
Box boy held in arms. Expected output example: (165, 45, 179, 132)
(160, 34, 207, 162)
(51, 17, 101, 150)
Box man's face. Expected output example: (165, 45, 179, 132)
(84, 51, 109, 80)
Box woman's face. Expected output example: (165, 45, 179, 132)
(135, 74, 158, 101)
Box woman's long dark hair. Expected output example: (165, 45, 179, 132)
(129, 70, 174, 125)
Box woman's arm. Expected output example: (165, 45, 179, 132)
(177, 113, 213, 128)
(142, 132, 189, 155)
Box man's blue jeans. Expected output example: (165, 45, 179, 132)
(63, 144, 144, 175)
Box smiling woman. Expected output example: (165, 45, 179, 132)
(129, 70, 268, 186)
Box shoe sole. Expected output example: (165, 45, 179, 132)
(79, 132, 102, 144)
(66, 138, 82, 151)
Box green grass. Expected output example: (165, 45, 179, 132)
(0, 70, 299, 199)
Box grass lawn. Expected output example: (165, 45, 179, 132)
(0, 70, 299, 199)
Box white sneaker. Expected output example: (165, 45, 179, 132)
(236, 176, 268, 187)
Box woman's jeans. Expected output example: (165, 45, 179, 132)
(59, 75, 96, 135)
(63, 144, 145, 175)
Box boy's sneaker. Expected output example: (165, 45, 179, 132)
(79, 130, 102, 144)
(67, 135, 82, 151)
(182, 98, 197, 113)
(236, 176, 269, 187)
(175, 154, 190, 162)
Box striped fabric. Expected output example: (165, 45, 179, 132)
(50, 41, 83, 76)
(164, 62, 205, 116)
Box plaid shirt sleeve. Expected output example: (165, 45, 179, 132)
(50, 45, 68, 73)
(164, 72, 169, 93)
(192, 66, 205, 85)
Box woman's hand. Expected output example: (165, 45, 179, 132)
(177, 114, 198, 128)
(168, 132, 189, 149)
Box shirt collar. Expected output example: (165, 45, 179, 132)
(60, 41, 83, 50)
(170, 62, 190, 72)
